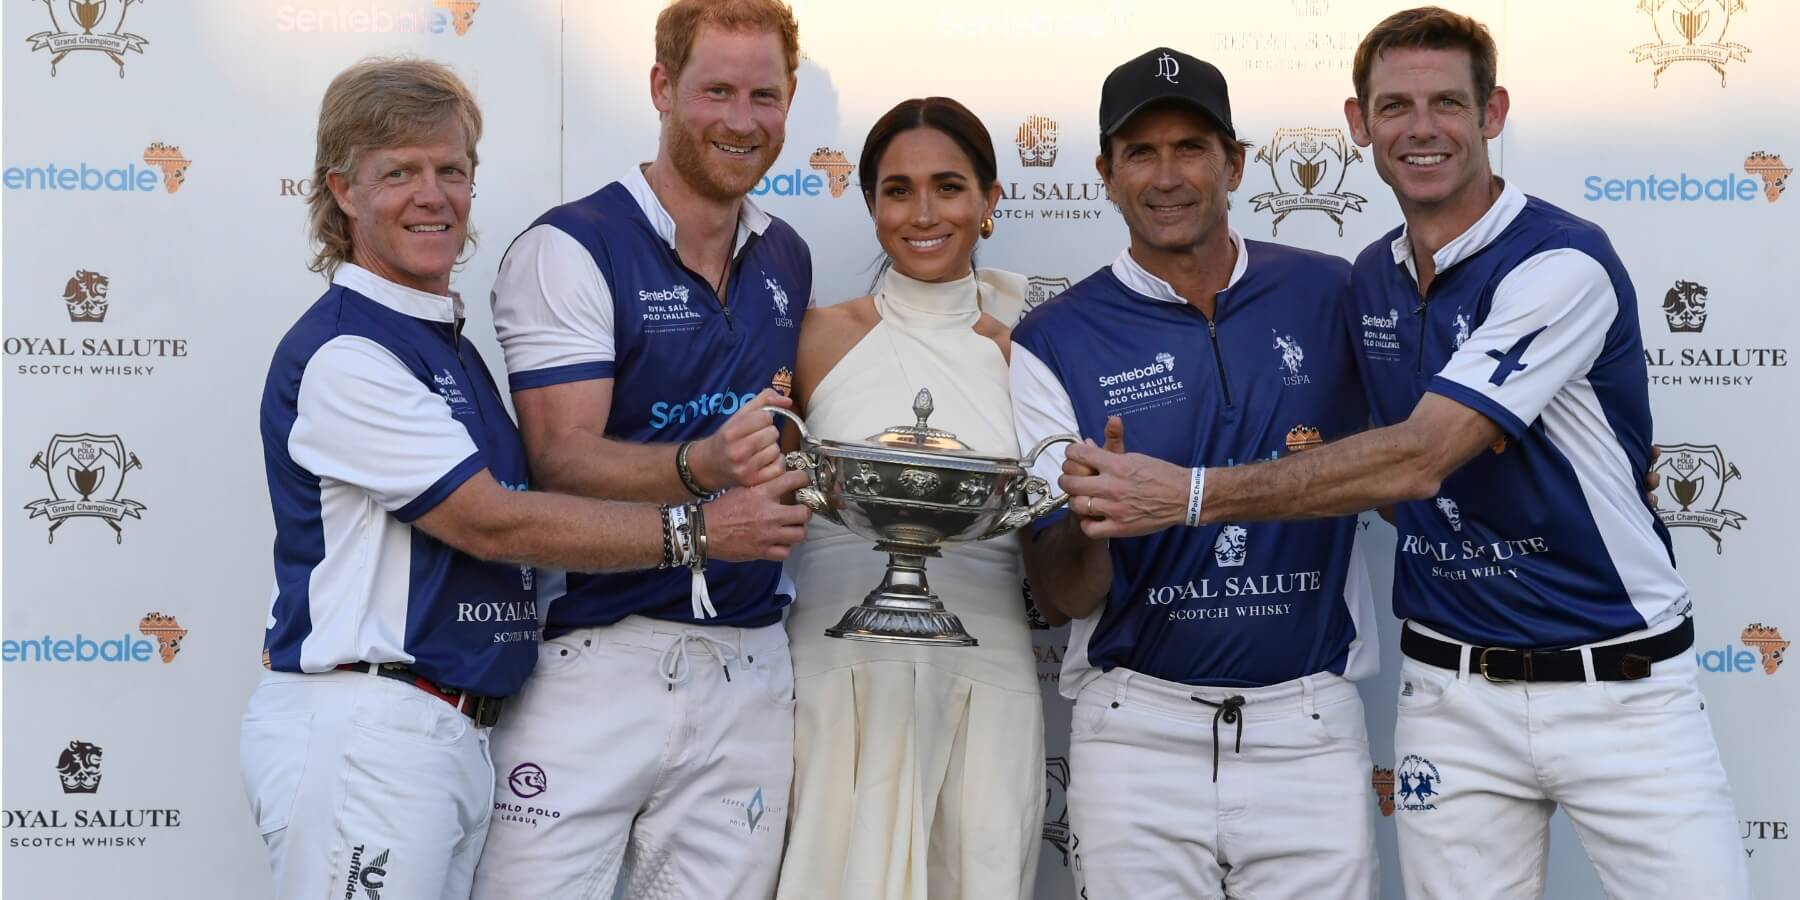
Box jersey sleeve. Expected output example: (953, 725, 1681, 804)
(491, 224, 616, 393)
(1010, 341, 1081, 536)
(1427, 248, 1616, 438)
(288, 336, 485, 522)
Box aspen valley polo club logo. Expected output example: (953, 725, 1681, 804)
(25, 0, 149, 77)
(24, 433, 146, 543)
(1651, 442, 1745, 553)
(1630, 0, 1749, 87)
(7, 270, 193, 379)
(2, 741, 183, 850)
(4, 143, 191, 194)
(1645, 279, 1788, 389)
(1248, 127, 1367, 236)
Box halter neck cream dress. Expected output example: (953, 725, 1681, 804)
(775, 268, 1044, 900)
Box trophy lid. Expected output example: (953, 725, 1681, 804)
(866, 389, 981, 455)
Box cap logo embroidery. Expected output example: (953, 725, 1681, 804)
(1155, 52, 1180, 83)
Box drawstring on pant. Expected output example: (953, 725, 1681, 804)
(1191, 694, 1247, 782)
(658, 631, 739, 691)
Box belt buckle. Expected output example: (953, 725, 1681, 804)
(463, 695, 502, 728)
(1479, 647, 1517, 684)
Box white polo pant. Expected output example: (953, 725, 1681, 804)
(239, 668, 496, 900)
(1393, 621, 1752, 900)
(1065, 668, 1377, 900)
(472, 616, 795, 900)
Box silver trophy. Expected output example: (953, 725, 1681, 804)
(766, 389, 1076, 646)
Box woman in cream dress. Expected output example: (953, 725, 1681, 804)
(775, 98, 1046, 900)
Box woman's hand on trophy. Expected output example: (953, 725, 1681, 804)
(694, 388, 793, 490)
(705, 469, 814, 563)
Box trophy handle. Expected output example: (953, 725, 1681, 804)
(761, 406, 842, 524)
(982, 434, 1078, 538)
(759, 405, 816, 445)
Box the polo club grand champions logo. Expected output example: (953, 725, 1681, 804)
(1016, 115, 1059, 168)
(1652, 442, 1745, 553)
(1022, 275, 1072, 322)
(25, 433, 146, 543)
(806, 147, 854, 198)
(1744, 151, 1790, 202)
(1630, 0, 1749, 87)
(26, 0, 149, 77)
(1248, 128, 1366, 236)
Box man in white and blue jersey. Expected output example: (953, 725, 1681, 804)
(471, 2, 816, 898)
(1060, 10, 1750, 899)
(240, 60, 798, 900)
(1011, 48, 1379, 900)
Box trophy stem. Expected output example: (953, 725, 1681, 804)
(824, 545, 979, 647)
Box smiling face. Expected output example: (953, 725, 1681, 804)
(1099, 103, 1244, 260)
(327, 120, 472, 295)
(1347, 46, 1507, 216)
(868, 127, 1000, 284)
(655, 25, 792, 202)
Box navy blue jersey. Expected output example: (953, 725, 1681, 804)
(493, 168, 810, 631)
(1012, 235, 1376, 691)
(261, 264, 537, 697)
(1347, 182, 1686, 648)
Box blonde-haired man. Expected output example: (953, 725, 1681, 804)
(241, 57, 806, 900)
(473, 1, 815, 897)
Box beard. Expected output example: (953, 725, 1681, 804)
(665, 107, 782, 203)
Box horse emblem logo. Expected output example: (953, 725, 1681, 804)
(1630, 0, 1750, 87)
(25, 433, 147, 543)
(26, 0, 150, 77)
(1249, 128, 1367, 236)
(1395, 754, 1442, 812)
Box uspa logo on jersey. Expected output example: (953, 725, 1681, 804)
(25, 0, 150, 77)
(344, 845, 391, 899)
(24, 433, 146, 543)
(1583, 150, 1783, 203)
(1741, 624, 1788, 675)
(1043, 756, 1074, 864)
(1371, 765, 1396, 816)
(1394, 754, 1441, 812)
(1015, 115, 1060, 168)
(275, 1, 479, 36)
(2, 741, 183, 849)
(2, 612, 187, 664)
(1248, 127, 1367, 236)
(1651, 442, 1746, 552)
(1630, 0, 1749, 88)
(4, 142, 190, 194)
(6, 270, 194, 379)
(1271, 330, 1310, 385)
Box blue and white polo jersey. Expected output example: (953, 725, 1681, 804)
(261, 264, 538, 698)
(492, 165, 811, 632)
(1348, 181, 1686, 648)
(1012, 232, 1377, 694)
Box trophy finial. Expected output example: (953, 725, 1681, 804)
(912, 388, 934, 431)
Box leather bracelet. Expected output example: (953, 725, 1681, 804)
(687, 501, 708, 572)
(656, 504, 676, 569)
(675, 440, 714, 499)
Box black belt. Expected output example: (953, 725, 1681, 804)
(337, 662, 504, 727)
(1401, 617, 1693, 683)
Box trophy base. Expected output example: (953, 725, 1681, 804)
(824, 545, 979, 647)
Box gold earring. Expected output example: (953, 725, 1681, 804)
(979, 216, 995, 239)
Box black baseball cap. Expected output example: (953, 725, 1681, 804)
(1099, 47, 1234, 141)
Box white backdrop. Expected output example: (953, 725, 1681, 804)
(3, 2, 1794, 898)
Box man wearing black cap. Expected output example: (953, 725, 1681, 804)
(1010, 47, 1378, 900)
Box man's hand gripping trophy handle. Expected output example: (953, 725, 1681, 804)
(695, 389, 813, 563)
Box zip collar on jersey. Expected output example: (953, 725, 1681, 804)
(333, 263, 464, 323)
(1389, 179, 1527, 281)
(623, 163, 772, 258)
(1110, 226, 1250, 305)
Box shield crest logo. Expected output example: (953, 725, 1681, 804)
(25, 433, 146, 542)
(1651, 442, 1745, 552)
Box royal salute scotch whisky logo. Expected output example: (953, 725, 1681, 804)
(1630, 0, 1750, 87)
(56, 741, 104, 794)
(24, 433, 146, 543)
(1645, 278, 1788, 388)
(6, 270, 192, 379)
(1663, 280, 1709, 332)
(1651, 442, 1746, 553)
(1248, 128, 1367, 236)
(62, 270, 111, 322)
(25, 0, 150, 77)
(1016, 115, 1059, 168)
(3, 742, 183, 849)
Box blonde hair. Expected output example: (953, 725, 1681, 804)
(307, 58, 482, 277)
(654, 0, 801, 84)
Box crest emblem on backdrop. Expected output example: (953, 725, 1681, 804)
(1015, 115, 1059, 168)
(25, 433, 147, 543)
(1651, 442, 1746, 553)
(1248, 128, 1366, 236)
(1630, 0, 1750, 87)
(25, 0, 149, 77)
